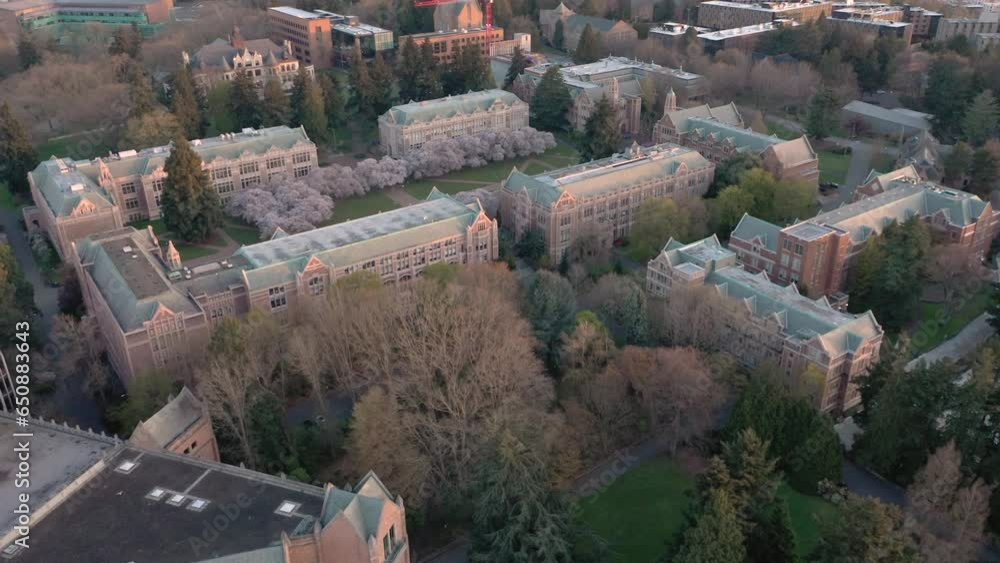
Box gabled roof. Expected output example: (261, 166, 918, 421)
(29, 157, 115, 217)
(661, 102, 743, 132)
(319, 471, 396, 543)
(842, 100, 932, 131)
(191, 37, 290, 71)
(130, 387, 205, 448)
(685, 116, 785, 154)
(766, 136, 817, 167)
(730, 213, 781, 252)
(381, 90, 525, 126)
(564, 13, 630, 33)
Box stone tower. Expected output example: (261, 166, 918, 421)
(664, 87, 677, 113)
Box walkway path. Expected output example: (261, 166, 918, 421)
(906, 312, 995, 371)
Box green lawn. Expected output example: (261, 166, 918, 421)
(129, 218, 169, 235)
(173, 242, 223, 261)
(403, 179, 489, 199)
(818, 150, 852, 184)
(768, 124, 802, 141)
(910, 287, 992, 355)
(37, 130, 112, 161)
(223, 221, 262, 246)
(578, 458, 835, 563)
(325, 191, 400, 225)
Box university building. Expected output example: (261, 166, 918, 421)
(128, 387, 221, 462)
(0, 413, 410, 563)
(696, 0, 833, 29)
(268, 6, 395, 68)
(0, 0, 174, 38)
(654, 97, 819, 185)
(26, 126, 319, 258)
(398, 27, 505, 65)
(378, 90, 530, 157)
(512, 57, 707, 136)
(646, 235, 883, 413)
(539, 2, 639, 52)
(500, 142, 715, 261)
(70, 191, 498, 385)
(185, 26, 313, 94)
(728, 166, 1000, 298)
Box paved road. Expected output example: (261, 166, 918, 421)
(906, 312, 995, 371)
(0, 206, 105, 430)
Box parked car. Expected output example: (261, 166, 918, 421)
(820, 182, 840, 192)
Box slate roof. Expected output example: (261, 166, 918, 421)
(76, 228, 201, 333)
(730, 213, 782, 252)
(191, 37, 291, 71)
(196, 547, 285, 563)
(382, 90, 525, 125)
(659, 234, 737, 273)
(687, 116, 783, 153)
(319, 472, 394, 542)
(233, 191, 484, 289)
(503, 143, 712, 208)
(662, 103, 744, 131)
(129, 387, 205, 448)
(29, 157, 115, 218)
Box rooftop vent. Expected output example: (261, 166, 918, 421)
(2, 543, 23, 557)
(146, 487, 167, 501)
(115, 460, 138, 474)
(117, 149, 138, 158)
(187, 498, 210, 512)
(275, 500, 300, 516)
(122, 245, 133, 254)
(70, 183, 85, 192)
(167, 493, 187, 507)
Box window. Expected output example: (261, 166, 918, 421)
(212, 167, 232, 180)
(240, 162, 259, 175)
(308, 276, 325, 296)
(294, 166, 310, 178)
(241, 176, 261, 189)
(794, 243, 804, 255)
(217, 181, 235, 194)
(293, 152, 311, 164)
(121, 181, 136, 194)
(783, 239, 792, 251)
(125, 199, 140, 210)
(268, 286, 287, 309)
(267, 157, 284, 169)
(152, 179, 164, 192)
(383, 525, 397, 557)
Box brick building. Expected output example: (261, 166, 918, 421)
(26, 126, 319, 258)
(70, 191, 498, 385)
(398, 26, 505, 64)
(697, 0, 833, 29)
(185, 26, 312, 94)
(0, 0, 174, 38)
(129, 387, 221, 461)
(829, 13, 914, 43)
(500, 142, 715, 261)
(697, 19, 800, 53)
(378, 90, 530, 157)
(654, 97, 819, 185)
(646, 235, 883, 412)
(268, 6, 395, 68)
(728, 169, 1000, 298)
(0, 414, 410, 563)
(512, 57, 706, 135)
(648, 22, 712, 49)
(539, 2, 639, 52)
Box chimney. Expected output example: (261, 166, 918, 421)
(165, 240, 182, 271)
(229, 25, 245, 49)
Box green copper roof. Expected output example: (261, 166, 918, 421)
(382, 90, 524, 125)
(29, 158, 115, 217)
(730, 213, 782, 252)
(685, 116, 782, 154)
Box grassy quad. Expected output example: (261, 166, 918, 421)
(577, 458, 836, 563)
(817, 149, 851, 184)
(909, 287, 993, 355)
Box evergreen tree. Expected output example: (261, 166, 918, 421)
(504, 45, 530, 88)
(417, 41, 443, 100)
(925, 56, 973, 141)
(961, 89, 998, 146)
(943, 141, 973, 186)
(397, 37, 421, 102)
(721, 428, 782, 515)
(128, 68, 158, 119)
(531, 67, 572, 131)
(446, 44, 493, 94)
(745, 501, 799, 563)
(17, 33, 42, 71)
(170, 66, 203, 139)
(553, 20, 565, 50)
(369, 52, 397, 115)
(289, 68, 328, 143)
(349, 44, 375, 115)
(579, 96, 620, 161)
(469, 431, 573, 563)
(812, 494, 918, 563)
(259, 77, 289, 127)
(674, 489, 746, 563)
(229, 69, 262, 129)
(967, 147, 998, 197)
(573, 24, 605, 64)
(318, 74, 346, 127)
(805, 87, 838, 139)
(159, 136, 222, 242)
(0, 103, 39, 195)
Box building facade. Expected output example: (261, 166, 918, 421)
(539, 3, 638, 52)
(654, 97, 819, 185)
(268, 6, 395, 68)
(935, 9, 1000, 41)
(649, 22, 713, 49)
(378, 90, 530, 157)
(646, 236, 883, 413)
(728, 168, 1000, 298)
(512, 57, 706, 135)
(70, 191, 498, 385)
(26, 126, 319, 258)
(185, 26, 312, 94)
(0, 0, 173, 37)
(500, 142, 715, 261)
(0, 413, 410, 563)
(398, 27, 504, 65)
(697, 19, 799, 53)
(129, 387, 220, 461)
(434, 0, 483, 30)
(697, 0, 833, 29)
(829, 14, 914, 43)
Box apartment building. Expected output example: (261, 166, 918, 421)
(512, 57, 706, 135)
(697, 0, 833, 29)
(654, 97, 819, 185)
(649, 22, 712, 49)
(69, 191, 498, 385)
(728, 168, 1000, 298)
(646, 236, 883, 413)
(500, 142, 715, 261)
(539, 2, 638, 52)
(936, 9, 1000, 41)
(903, 5, 943, 38)
(697, 19, 799, 53)
(184, 26, 312, 94)
(26, 126, 318, 258)
(398, 27, 505, 64)
(0, 414, 410, 563)
(269, 6, 395, 68)
(378, 90, 530, 157)
(829, 13, 914, 42)
(0, 0, 173, 37)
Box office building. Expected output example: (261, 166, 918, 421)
(696, 19, 799, 53)
(696, 0, 833, 30)
(398, 27, 505, 64)
(0, 0, 173, 37)
(268, 6, 395, 68)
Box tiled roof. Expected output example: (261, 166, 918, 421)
(731, 213, 781, 252)
(382, 90, 525, 125)
(320, 471, 395, 542)
(503, 143, 712, 208)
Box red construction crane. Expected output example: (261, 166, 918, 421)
(414, 0, 495, 50)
